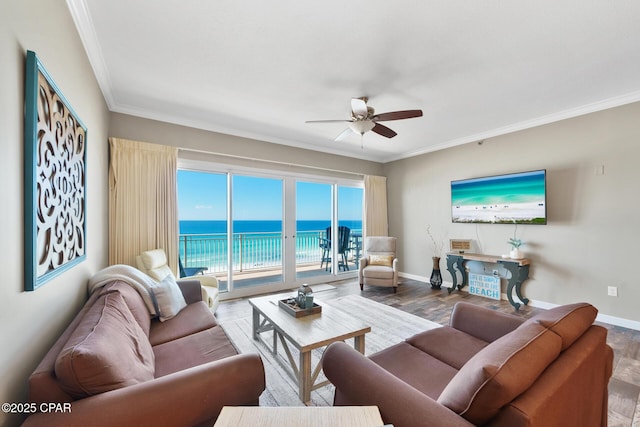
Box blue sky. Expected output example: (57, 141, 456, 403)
(177, 170, 363, 221)
(177, 171, 227, 220)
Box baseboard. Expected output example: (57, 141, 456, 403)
(398, 272, 640, 331)
(525, 300, 640, 331)
(399, 272, 430, 282)
(594, 313, 640, 330)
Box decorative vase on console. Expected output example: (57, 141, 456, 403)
(426, 225, 444, 289)
(510, 248, 523, 259)
(507, 238, 524, 259)
(430, 256, 443, 289)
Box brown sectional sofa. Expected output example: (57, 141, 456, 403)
(23, 279, 265, 427)
(323, 301, 613, 427)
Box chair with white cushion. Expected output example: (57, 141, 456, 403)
(359, 236, 399, 293)
(136, 248, 220, 312)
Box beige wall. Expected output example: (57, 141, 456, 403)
(109, 112, 384, 178)
(0, 2, 110, 426)
(384, 101, 640, 324)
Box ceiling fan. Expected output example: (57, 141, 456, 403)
(306, 97, 423, 143)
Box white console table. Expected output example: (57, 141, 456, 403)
(445, 252, 531, 310)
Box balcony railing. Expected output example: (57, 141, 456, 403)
(179, 229, 362, 274)
(180, 230, 348, 273)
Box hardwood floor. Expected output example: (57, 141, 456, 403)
(215, 277, 640, 426)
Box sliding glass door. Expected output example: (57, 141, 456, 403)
(294, 181, 363, 279)
(178, 162, 364, 298)
(337, 185, 364, 272)
(177, 170, 229, 290)
(231, 175, 283, 290)
(295, 181, 332, 280)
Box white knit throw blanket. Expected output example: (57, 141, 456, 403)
(87, 264, 159, 316)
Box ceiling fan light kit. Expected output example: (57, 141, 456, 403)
(349, 120, 375, 135)
(306, 97, 423, 146)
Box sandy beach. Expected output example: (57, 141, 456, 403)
(452, 201, 545, 223)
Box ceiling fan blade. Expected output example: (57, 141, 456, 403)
(351, 98, 369, 118)
(372, 123, 397, 138)
(335, 127, 354, 141)
(305, 119, 351, 123)
(371, 109, 423, 121)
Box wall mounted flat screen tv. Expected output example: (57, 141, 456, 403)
(451, 170, 547, 224)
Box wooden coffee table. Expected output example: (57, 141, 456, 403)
(214, 406, 383, 427)
(249, 293, 371, 404)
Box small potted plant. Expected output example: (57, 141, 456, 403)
(507, 237, 524, 259)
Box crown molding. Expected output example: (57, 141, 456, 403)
(386, 90, 640, 163)
(66, 0, 116, 109)
(110, 103, 387, 164)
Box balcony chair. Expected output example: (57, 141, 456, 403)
(178, 256, 208, 277)
(320, 226, 352, 271)
(136, 248, 219, 312)
(359, 236, 399, 293)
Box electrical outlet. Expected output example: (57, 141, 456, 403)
(607, 286, 618, 297)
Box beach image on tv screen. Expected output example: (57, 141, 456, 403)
(451, 170, 546, 224)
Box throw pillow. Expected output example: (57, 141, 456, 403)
(151, 274, 188, 322)
(55, 291, 155, 398)
(437, 322, 562, 425)
(369, 255, 393, 266)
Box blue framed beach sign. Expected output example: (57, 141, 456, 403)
(468, 273, 501, 300)
(24, 50, 87, 291)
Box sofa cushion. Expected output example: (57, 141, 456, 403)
(98, 281, 152, 335)
(437, 322, 562, 425)
(55, 291, 155, 398)
(152, 274, 187, 322)
(149, 301, 218, 346)
(407, 326, 489, 370)
(450, 302, 525, 343)
(153, 326, 238, 378)
(370, 342, 459, 399)
(524, 302, 597, 351)
(362, 265, 394, 279)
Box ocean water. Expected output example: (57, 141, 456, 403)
(451, 170, 545, 206)
(179, 220, 362, 235)
(179, 220, 362, 272)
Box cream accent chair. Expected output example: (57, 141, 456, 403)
(359, 236, 399, 293)
(136, 248, 220, 312)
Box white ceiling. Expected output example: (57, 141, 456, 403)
(67, 0, 640, 163)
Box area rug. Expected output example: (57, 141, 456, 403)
(218, 294, 440, 407)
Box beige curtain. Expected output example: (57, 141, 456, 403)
(364, 175, 388, 238)
(108, 138, 179, 274)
